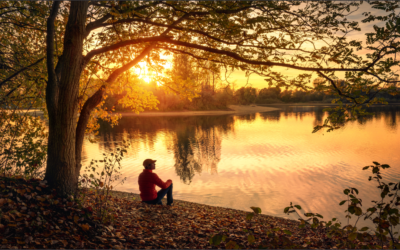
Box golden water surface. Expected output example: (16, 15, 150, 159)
(82, 105, 400, 228)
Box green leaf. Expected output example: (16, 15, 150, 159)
(363, 166, 370, 170)
(339, 200, 347, 205)
(250, 207, 261, 214)
(344, 189, 350, 195)
(234, 244, 241, 249)
(359, 227, 369, 231)
(389, 208, 399, 215)
(294, 205, 302, 210)
(389, 216, 399, 226)
(246, 213, 254, 221)
(247, 234, 255, 244)
(348, 232, 357, 241)
(284, 207, 290, 213)
(211, 234, 223, 246)
(373, 161, 380, 165)
(355, 207, 363, 216)
(283, 230, 292, 236)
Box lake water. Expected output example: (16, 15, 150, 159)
(82, 105, 400, 229)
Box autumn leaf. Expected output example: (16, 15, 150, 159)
(81, 223, 90, 231)
(247, 234, 255, 244)
(225, 240, 238, 249)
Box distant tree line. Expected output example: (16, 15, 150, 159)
(105, 80, 400, 112)
(103, 53, 400, 112)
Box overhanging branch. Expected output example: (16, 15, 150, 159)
(0, 57, 44, 89)
(84, 36, 172, 63)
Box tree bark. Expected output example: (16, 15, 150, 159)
(43, 2, 176, 196)
(44, 1, 89, 195)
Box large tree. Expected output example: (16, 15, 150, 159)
(1, 1, 399, 195)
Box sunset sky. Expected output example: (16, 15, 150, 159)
(218, 2, 395, 89)
(135, 2, 395, 90)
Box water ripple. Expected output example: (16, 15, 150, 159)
(82, 105, 400, 228)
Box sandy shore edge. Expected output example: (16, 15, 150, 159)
(116, 105, 280, 117)
(105, 189, 294, 222)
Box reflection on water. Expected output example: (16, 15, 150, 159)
(93, 116, 234, 184)
(82, 105, 400, 228)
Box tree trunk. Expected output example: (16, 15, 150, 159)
(43, 2, 157, 196)
(44, 1, 89, 196)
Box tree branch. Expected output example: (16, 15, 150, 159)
(45, 1, 60, 115)
(163, 40, 396, 79)
(83, 36, 172, 63)
(84, 2, 258, 38)
(76, 43, 156, 171)
(105, 43, 156, 84)
(88, 17, 289, 50)
(85, 1, 163, 36)
(75, 85, 105, 173)
(317, 71, 360, 104)
(46, 1, 60, 86)
(0, 57, 44, 89)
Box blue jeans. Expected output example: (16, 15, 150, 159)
(142, 183, 173, 205)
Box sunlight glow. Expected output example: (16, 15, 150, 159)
(132, 54, 173, 85)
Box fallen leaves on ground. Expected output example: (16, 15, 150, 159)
(0, 177, 392, 249)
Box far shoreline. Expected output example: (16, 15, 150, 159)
(114, 102, 400, 117)
(115, 104, 280, 117)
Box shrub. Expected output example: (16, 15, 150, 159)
(0, 112, 47, 179)
(77, 140, 129, 223)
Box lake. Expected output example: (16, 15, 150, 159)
(82, 105, 400, 229)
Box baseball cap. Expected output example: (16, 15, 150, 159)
(143, 159, 157, 167)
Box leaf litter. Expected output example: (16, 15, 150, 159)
(0, 176, 391, 249)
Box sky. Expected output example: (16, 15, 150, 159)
(133, 2, 397, 90)
(223, 2, 395, 89)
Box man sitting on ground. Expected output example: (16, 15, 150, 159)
(138, 159, 173, 206)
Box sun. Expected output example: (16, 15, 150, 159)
(142, 75, 151, 83)
(133, 56, 173, 84)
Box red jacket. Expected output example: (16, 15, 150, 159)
(138, 169, 172, 201)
